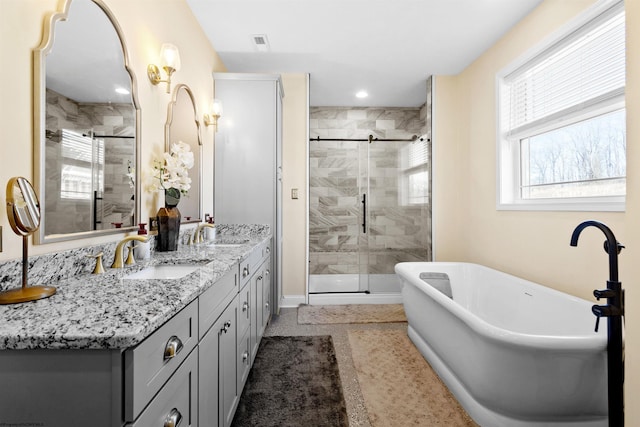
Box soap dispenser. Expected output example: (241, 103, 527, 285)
(204, 216, 216, 241)
(134, 223, 150, 261)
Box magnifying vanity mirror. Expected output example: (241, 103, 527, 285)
(0, 178, 56, 304)
(33, 0, 140, 243)
(166, 84, 202, 222)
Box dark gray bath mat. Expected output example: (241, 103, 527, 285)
(231, 335, 349, 427)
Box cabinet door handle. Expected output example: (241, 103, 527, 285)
(266, 246, 270, 254)
(164, 408, 182, 427)
(265, 302, 269, 310)
(221, 320, 232, 334)
(265, 269, 270, 277)
(242, 266, 249, 277)
(242, 351, 249, 364)
(257, 275, 263, 281)
(242, 301, 249, 312)
(163, 336, 183, 361)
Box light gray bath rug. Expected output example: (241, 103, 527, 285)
(297, 304, 407, 325)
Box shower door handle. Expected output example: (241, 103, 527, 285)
(361, 194, 366, 233)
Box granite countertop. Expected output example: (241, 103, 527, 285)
(0, 226, 270, 351)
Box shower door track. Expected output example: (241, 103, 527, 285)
(310, 134, 429, 143)
(309, 290, 371, 295)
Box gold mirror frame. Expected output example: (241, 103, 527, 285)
(1, 177, 56, 304)
(165, 83, 203, 223)
(7, 177, 41, 236)
(33, 0, 141, 244)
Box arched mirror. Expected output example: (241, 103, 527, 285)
(165, 84, 202, 222)
(33, 0, 140, 243)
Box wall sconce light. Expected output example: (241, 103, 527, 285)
(147, 43, 181, 93)
(204, 99, 223, 131)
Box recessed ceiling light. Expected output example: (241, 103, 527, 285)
(115, 87, 130, 95)
(356, 91, 368, 99)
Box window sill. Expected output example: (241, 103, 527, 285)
(497, 198, 625, 212)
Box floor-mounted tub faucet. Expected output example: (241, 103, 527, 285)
(570, 220, 624, 427)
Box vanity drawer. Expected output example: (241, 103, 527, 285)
(262, 239, 271, 261)
(199, 267, 238, 340)
(126, 348, 198, 427)
(124, 299, 198, 421)
(239, 242, 266, 287)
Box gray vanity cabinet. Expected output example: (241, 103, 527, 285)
(250, 257, 272, 364)
(237, 279, 252, 391)
(199, 242, 272, 427)
(249, 265, 262, 363)
(239, 240, 271, 367)
(124, 300, 199, 421)
(214, 73, 283, 318)
(126, 349, 198, 427)
(0, 300, 200, 427)
(219, 302, 239, 427)
(199, 299, 238, 427)
(0, 349, 123, 427)
(261, 262, 272, 334)
(198, 267, 240, 427)
(0, 240, 270, 427)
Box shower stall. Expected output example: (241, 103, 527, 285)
(308, 102, 432, 303)
(45, 128, 135, 235)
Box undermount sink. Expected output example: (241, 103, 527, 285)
(124, 264, 200, 280)
(207, 237, 249, 247)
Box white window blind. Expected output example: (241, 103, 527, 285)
(399, 139, 429, 205)
(60, 129, 104, 200)
(401, 139, 429, 170)
(502, 2, 625, 138)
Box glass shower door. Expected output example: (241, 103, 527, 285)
(309, 139, 368, 293)
(308, 136, 431, 295)
(364, 138, 430, 293)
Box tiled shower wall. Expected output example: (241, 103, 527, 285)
(45, 89, 135, 235)
(310, 79, 433, 276)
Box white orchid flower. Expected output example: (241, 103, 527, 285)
(149, 141, 195, 195)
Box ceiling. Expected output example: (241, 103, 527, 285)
(187, 0, 544, 107)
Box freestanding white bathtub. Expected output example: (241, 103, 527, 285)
(395, 262, 608, 427)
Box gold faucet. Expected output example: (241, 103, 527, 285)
(193, 223, 216, 244)
(86, 252, 105, 274)
(111, 235, 150, 268)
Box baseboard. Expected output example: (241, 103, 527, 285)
(308, 293, 402, 305)
(280, 295, 306, 308)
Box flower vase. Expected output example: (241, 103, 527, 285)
(156, 189, 181, 252)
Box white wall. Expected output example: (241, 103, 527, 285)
(433, 0, 640, 423)
(281, 74, 309, 301)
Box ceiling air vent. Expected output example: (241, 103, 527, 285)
(251, 34, 270, 52)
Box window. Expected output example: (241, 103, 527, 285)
(497, 1, 625, 211)
(400, 139, 429, 206)
(60, 130, 104, 200)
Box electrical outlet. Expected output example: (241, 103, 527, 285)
(291, 188, 299, 199)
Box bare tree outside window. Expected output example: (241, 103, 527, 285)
(521, 109, 626, 199)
